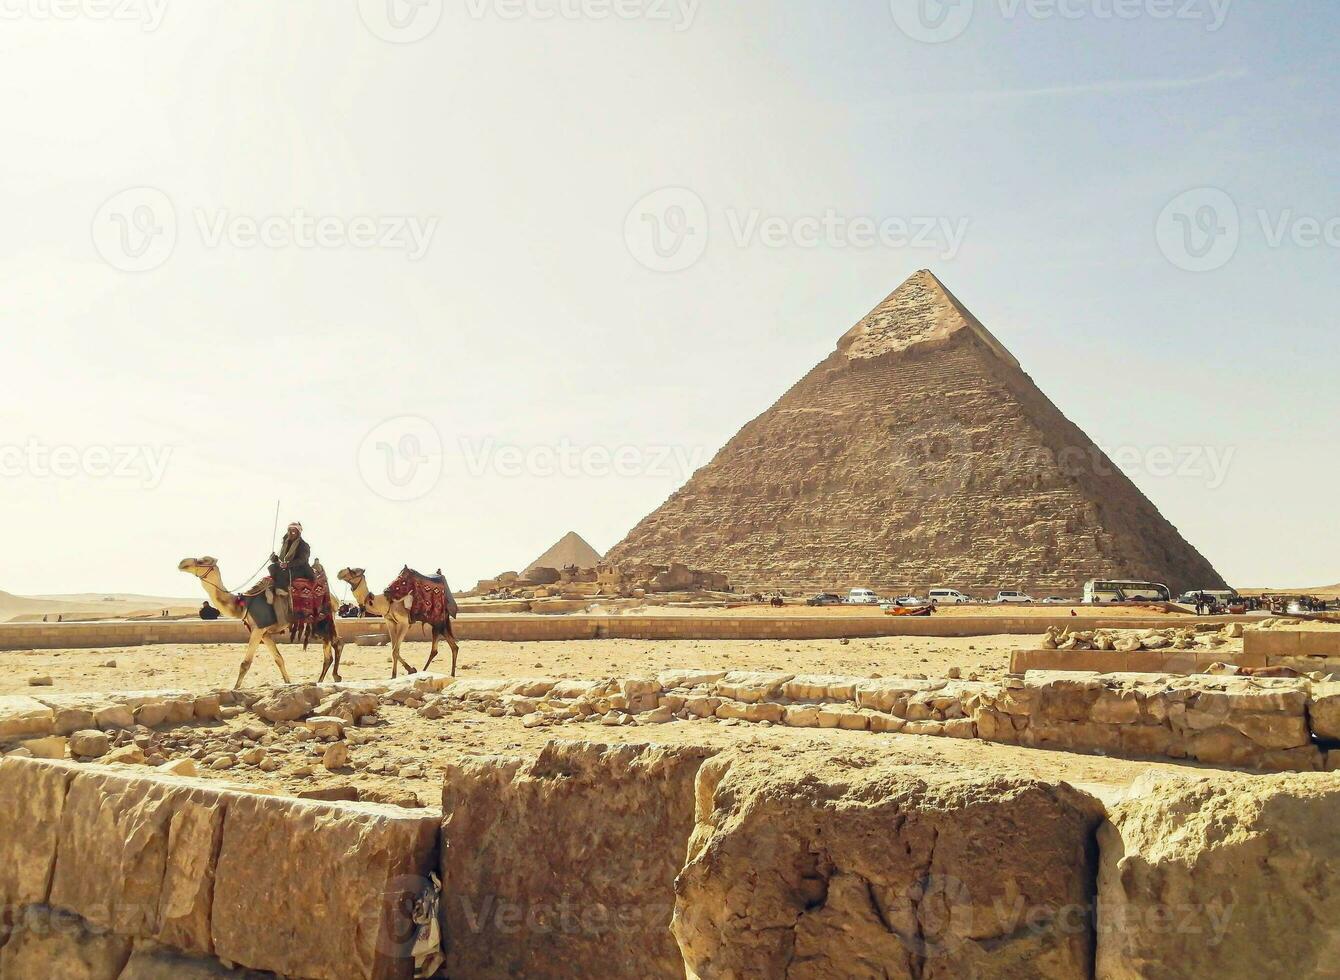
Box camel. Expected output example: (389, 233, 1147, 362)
(178, 556, 346, 687)
(338, 567, 460, 678)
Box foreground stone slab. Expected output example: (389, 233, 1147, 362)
(48, 764, 227, 956)
(1096, 772, 1340, 979)
(211, 793, 439, 980)
(0, 758, 439, 980)
(674, 751, 1104, 979)
(441, 740, 719, 979)
(0, 757, 74, 911)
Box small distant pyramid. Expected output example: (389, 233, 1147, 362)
(525, 532, 603, 576)
(607, 270, 1225, 594)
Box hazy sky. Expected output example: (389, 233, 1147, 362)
(2, 0, 1336, 598)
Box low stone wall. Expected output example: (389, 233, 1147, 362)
(1244, 627, 1340, 659)
(0, 614, 1245, 650)
(0, 757, 439, 980)
(419, 669, 1340, 773)
(441, 741, 717, 979)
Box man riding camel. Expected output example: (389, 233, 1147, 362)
(268, 522, 314, 629)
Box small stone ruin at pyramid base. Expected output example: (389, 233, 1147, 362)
(606, 270, 1226, 596)
(469, 562, 732, 601)
(467, 530, 733, 602)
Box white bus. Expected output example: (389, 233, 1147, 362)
(1082, 580, 1171, 604)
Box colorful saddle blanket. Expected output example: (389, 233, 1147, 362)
(384, 568, 452, 626)
(290, 574, 331, 626)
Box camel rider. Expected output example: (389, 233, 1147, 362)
(268, 522, 314, 629)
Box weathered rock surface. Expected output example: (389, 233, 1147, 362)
(0, 906, 132, 979)
(441, 740, 719, 979)
(1096, 772, 1340, 979)
(673, 751, 1104, 979)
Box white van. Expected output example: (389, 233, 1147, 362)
(929, 589, 972, 604)
(846, 588, 880, 605)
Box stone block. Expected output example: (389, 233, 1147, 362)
(0, 695, 54, 739)
(675, 751, 1103, 979)
(1097, 772, 1340, 978)
(441, 741, 718, 980)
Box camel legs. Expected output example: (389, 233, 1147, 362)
(318, 638, 334, 683)
(235, 629, 262, 689)
(388, 620, 415, 678)
(422, 625, 460, 677)
(260, 632, 293, 685)
(330, 636, 344, 683)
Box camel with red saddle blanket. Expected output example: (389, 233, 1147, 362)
(339, 566, 461, 678)
(178, 556, 346, 687)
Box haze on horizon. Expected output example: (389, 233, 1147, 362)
(2, 0, 1337, 599)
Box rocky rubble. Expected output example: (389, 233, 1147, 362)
(4, 666, 1336, 778)
(1039, 624, 1243, 653)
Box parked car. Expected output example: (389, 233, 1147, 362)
(995, 591, 1035, 603)
(928, 588, 972, 604)
(806, 593, 844, 607)
(1041, 596, 1071, 604)
(882, 595, 928, 609)
(846, 588, 880, 605)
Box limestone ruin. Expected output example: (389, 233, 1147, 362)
(607, 270, 1226, 595)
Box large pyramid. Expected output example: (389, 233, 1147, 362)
(525, 531, 603, 576)
(607, 271, 1225, 595)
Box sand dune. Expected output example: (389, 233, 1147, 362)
(0, 589, 196, 623)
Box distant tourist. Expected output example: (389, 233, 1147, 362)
(199, 601, 221, 621)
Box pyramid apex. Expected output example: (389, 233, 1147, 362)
(837, 269, 1019, 369)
